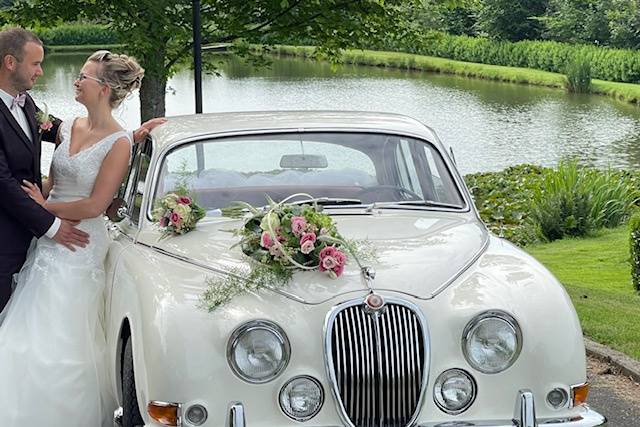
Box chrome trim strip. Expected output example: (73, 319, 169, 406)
(323, 297, 431, 427)
(226, 402, 246, 427)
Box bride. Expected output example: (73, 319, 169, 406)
(0, 50, 148, 426)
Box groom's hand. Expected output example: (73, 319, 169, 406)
(52, 220, 90, 251)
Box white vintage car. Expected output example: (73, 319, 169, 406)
(107, 111, 607, 427)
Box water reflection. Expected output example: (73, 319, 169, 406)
(36, 53, 640, 176)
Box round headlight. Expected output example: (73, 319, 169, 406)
(227, 320, 290, 383)
(279, 376, 324, 421)
(462, 311, 522, 374)
(434, 369, 477, 414)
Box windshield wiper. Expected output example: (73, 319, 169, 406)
(365, 200, 462, 212)
(288, 197, 363, 207)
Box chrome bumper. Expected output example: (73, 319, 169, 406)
(225, 390, 606, 427)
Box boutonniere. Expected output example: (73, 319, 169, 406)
(36, 103, 53, 133)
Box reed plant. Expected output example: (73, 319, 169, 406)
(532, 160, 639, 241)
(565, 57, 592, 93)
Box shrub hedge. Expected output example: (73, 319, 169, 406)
(379, 31, 640, 84)
(35, 24, 118, 46)
(630, 212, 640, 291)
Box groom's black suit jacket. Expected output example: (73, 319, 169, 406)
(0, 93, 61, 257)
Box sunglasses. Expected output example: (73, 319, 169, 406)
(76, 73, 105, 84)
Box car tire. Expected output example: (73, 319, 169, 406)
(122, 337, 145, 427)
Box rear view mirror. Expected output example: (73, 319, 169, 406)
(279, 154, 328, 169)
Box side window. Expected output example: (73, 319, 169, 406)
(125, 139, 153, 225)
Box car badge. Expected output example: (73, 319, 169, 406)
(363, 292, 386, 317)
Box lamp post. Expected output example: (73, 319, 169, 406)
(193, 0, 203, 114)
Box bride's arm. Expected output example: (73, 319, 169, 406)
(42, 168, 54, 199)
(23, 137, 131, 220)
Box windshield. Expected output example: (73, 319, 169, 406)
(154, 132, 465, 213)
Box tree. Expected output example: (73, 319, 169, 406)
(541, 0, 612, 45)
(476, 0, 548, 41)
(607, 0, 640, 49)
(7, 0, 427, 121)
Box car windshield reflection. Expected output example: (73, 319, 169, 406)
(155, 132, 465, 213)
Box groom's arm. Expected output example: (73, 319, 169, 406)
(0, 145, 55, 238)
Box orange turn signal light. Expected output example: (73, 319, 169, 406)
(148, 401, 181, 426)
(571, 382, 590, 406)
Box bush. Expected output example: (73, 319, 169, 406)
(630, 211, 640, 291)
(35, 23, 118, 46)
(531, 160, 639, 241)
(565, 56, 592, 93)
(464, 164, 547, 246)
(370, 31, 640, 84)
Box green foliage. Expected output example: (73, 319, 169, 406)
(475, 0, 548, 41)
(629, 211, 640, 291)
(6, 0, 428, 120)
(386, 31, 640, 84)
(608, 0, 640, 49)
(531, 160, 639, 241)
(564, 56, 592, 93)
(35, 23, 118, 46)
(541, 0, 612, 45)
(464, 164, 547, 246)
(464, 162, 639, 245)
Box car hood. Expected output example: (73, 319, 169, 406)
(148, 212, 489, 303)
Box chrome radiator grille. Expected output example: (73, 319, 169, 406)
(325, 299, 428, 427)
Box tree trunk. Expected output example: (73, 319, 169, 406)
(139, 74, 167, 122)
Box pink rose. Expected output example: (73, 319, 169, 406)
(291, 216, 307, 237)
(319, 246, 346, 278)
(300, 232, 316, 245)
(178, 196, 192, 205)
(170, 212, 181, 225)
(300, 240, 315, 254)
(269, 244, 283, 257)
(260, 231, 274, 248)
(40, 121, 53, 131)
(322, 255, 338, 270)
(319, 227, 328, 236)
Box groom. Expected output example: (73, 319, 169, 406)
(0, 28, 154, 311)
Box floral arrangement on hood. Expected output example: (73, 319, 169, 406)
(201, 194, 372, 312)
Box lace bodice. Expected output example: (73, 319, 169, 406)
(49, 119, 130, 203)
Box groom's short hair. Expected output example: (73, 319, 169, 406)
(0, 27, 42, 64)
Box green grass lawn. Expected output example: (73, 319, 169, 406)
(526, 225, 640, 359)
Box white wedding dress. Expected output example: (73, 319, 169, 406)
(0, 119, 129, 426)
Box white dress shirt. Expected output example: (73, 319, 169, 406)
(0, 89, 60, 238)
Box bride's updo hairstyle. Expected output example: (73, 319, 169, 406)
(87, 50, 144, 108)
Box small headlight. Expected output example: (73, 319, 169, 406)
(462, 310, 522, 374)
(227, 320, 290, 383)
(434, 369, 477, 414)
(279, 376, 324, 421)
(547, 388, 569, 409)
(185, 404, 208, 425)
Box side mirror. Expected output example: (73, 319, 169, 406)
(106, 197, 128, 222)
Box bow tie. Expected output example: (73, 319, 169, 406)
(10, 93, 25, 110)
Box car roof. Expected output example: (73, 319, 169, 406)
(150, 110, 441, 151)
